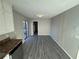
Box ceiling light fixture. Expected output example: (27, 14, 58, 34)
(36, 14, 44, 18)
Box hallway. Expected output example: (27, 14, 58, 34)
(23, 36, 70, 59)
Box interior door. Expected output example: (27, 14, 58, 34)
(33, 21, 38, 35)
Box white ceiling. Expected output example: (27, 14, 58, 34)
(12, 0, 79, 19)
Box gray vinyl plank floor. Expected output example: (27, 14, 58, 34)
(23, 35, 70, 59)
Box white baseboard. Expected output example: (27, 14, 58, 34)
(50, 36, 73, 59)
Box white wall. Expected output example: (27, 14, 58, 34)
(0, 0, 14, 36)
(30, 19, 50, 35)
(0, 10, 29, 41)
(13, 10, 25, 39)
(0, 0, 15, 41)
(50, 5, 79, 59)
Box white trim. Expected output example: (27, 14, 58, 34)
(77, 50, 79, 59)
(50, 36, 73, 59)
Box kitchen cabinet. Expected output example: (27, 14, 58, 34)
(0, 0, 2, 10)
(0, 0, 14, 35)
(0, 11, 5, 34)
(0, 0, 5, 34)
(0, 38, 22, 59)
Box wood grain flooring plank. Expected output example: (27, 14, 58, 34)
(23, 36, 70, 59)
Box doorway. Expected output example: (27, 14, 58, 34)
(33, 21, 38, 35)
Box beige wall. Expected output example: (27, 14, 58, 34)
(50, 5, 79, 59)
(30, 19, 50, 35)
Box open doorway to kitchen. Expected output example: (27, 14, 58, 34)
(33, 21, 38, 35)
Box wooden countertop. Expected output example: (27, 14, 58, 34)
(0, 38, 22, 59)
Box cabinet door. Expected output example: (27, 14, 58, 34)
(0, 0, 5, 35)
(3, 54, 9, 59)
(0, 0, 2, 10)
(0, 10, 5, 35)
(0, 0, 14, 35)
(2, 0, 12, 13)
(2, 0, 14, 33)
(4, 12, 14, 33)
